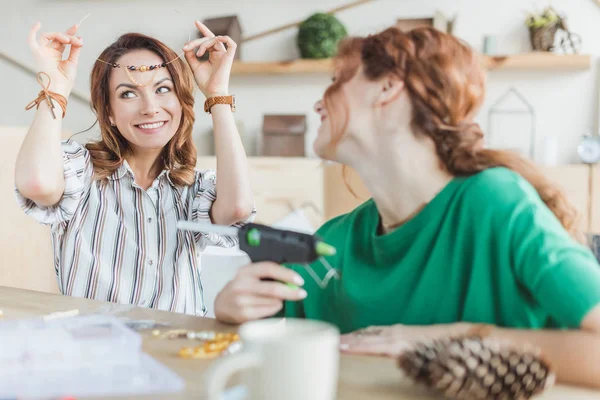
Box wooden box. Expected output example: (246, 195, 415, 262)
(261, 115, 306, 157)
(396, 11, 455, 34)
(201, 15, 242, 60)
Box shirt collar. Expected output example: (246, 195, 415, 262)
(107, 160, 177, 188)
(107, 160, 132, 181)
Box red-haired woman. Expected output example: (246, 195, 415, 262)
(214, 27, 600, 387)
(15, 21, 254, 316)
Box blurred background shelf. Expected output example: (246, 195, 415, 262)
(231, 53, 591, 75)
(483, 53, 591, 71)
(232, 59, 334, 75)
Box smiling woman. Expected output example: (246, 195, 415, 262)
(87, 35, 197, 188)
(14, 21, 255, 316)
(213, 24, 600, 389)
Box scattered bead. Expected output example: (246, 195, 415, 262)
(177, 332, 241, 359)
(222, 341, 243, 355)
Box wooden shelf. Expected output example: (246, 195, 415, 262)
(483, 53, 591, 71)
(231, 54, 590, 75)
(232, 59, 333, 75)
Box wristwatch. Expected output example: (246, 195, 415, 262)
(204, 95, 236, 114)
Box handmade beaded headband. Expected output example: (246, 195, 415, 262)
(95, 59, 178, 87)
(79, 12, 191, 87)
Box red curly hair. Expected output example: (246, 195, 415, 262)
(325, 27, 581, 239)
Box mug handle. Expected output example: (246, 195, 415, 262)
(203, 351, 261, 400)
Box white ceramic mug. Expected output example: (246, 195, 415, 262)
(203, 318, 340, 400)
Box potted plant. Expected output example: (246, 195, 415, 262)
(525, 6, 561, 51)
(297, 13, 348, 59)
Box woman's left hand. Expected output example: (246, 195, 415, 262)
(340, 325, 413, 357)
(340, 323, 471, 357)
(183, 20, 237, 98)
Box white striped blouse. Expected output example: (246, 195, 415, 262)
(15, 139, 255, 316)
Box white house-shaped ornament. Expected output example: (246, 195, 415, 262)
(486, 87, 536, 160)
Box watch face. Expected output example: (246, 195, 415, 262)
(578, 137, 600, 164)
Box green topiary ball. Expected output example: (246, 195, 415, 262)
(297, 13, 348, 59)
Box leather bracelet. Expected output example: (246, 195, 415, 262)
(25, 72, 67, 119)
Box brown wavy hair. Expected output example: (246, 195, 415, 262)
(325, 27, 581, 239)
(87, 33, 197, 186)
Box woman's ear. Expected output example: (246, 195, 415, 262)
(375, 78, 404, 107)
(109, 117, 115, 127)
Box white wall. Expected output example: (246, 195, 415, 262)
(2, 0, 600, 163)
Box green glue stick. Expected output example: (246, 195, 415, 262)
(316, 241, 336, 257)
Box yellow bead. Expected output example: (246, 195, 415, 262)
(178, 347, 194, 358)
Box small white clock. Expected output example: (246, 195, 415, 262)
(577, 135, 600, 164)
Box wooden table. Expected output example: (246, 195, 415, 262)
(0, 286, 598, 400)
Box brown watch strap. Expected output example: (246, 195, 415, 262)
(204, 95, 236, 114)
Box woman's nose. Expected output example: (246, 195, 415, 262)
(140, 98, 160, 116)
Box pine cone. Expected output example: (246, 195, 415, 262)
(398, 335, 555, 400)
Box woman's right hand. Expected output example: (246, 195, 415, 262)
(214, 262, 307, 324)
(27, 22, 83, 97)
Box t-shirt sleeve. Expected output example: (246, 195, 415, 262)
(191, 169, 256, 248)
(14, 139, 93, 225)
(506, 178, 600, 328)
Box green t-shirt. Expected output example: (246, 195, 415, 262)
(283, 167, 600, 334)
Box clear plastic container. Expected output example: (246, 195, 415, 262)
(0, 314, 141, 372)
(0, 315, 184, 398)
